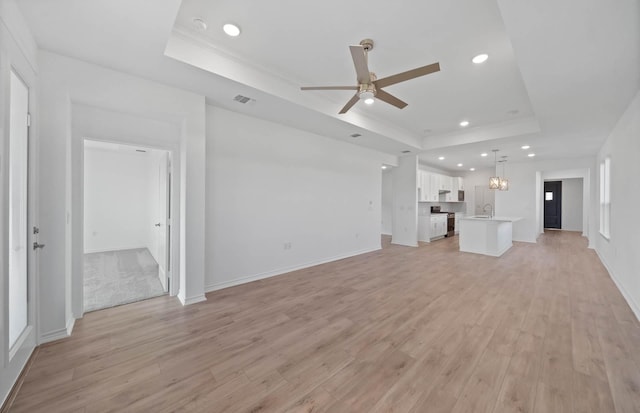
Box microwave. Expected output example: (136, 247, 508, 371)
(458, 190, 465, 202)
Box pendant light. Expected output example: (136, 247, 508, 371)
(499, 157, 509, 191)
(489, 149, 500, 189)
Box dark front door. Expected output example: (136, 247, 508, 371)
(544, 181, 562, 229)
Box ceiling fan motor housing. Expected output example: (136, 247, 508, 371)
(359, 38, 374, 51)
(358, 83, 377, 99)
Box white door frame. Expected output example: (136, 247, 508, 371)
(1, 63, 38, 400)
(72, 136, 180, 319)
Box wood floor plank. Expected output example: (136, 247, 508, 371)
(9, 231, 640, 412)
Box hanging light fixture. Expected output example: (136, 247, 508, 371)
(499, 157, 509, 191)
(489, 149, 501, 189)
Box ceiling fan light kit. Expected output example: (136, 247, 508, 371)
(300, 39, 440, 114)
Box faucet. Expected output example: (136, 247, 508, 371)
(483, 203, 494, 218)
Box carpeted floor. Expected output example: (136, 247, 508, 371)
(83, 248, 166, 312)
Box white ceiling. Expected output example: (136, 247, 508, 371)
(16, 0, 640, 171)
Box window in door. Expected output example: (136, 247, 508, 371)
(599, 157, 611, 238)
(8, 69, 30, 351)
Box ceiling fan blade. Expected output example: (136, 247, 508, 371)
(376, 89, 408, 109)
(349, 45, 371, 84)
(339, 93, 360, 114)
(374, 62, 440, 88)
(300, 86, 358, 91)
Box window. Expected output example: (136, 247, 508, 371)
(9, 70, 29, 352)
(599, 157, 611, 238)
(545, 192, 553, 201)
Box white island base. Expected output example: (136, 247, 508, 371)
(459, 217, 522, 257)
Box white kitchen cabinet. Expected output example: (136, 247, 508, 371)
(428, 173, 439, 201)
(418, 171, 431, 202)
(430, 214, 447, 238)
(441, 175, 453, 192)
(417, 171, 465, 203)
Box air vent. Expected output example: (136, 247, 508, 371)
(233, 95, 252, 104)
(136, 149, 147, 153)
(401, 150, 411, 154)
(350, 133, 361, 138)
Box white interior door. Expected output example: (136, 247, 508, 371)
(156, 153, 169, 291)
(8, 70, 31, 355)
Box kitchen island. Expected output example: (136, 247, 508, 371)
(459, 216, 522, 257)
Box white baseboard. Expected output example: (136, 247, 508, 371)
(40, 327, 70, 344)
(596, 248, 640, 322)
(205, 246, 381, 293)
(66, 317, 75, 336)
(83, 245, 148, 254)
(178, 294, 207, 306)
(39, 317, 76, 344)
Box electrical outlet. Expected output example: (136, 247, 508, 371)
(283, 242, 292, 250)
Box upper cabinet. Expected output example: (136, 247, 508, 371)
(454, 177, 464, 191)
(418, 170, 464, 202)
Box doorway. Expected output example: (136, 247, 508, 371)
(7, 69, 38, 361)
(544, 181, 562, 229)
(83, 140, 171, 311)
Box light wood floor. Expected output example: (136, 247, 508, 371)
(11, 231, 640, 412)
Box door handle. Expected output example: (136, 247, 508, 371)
(155, 223, 161, 227)
(33, 242, 45, 250)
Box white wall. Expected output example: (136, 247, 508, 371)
(392, 155, 418, 247)
(205, 106, 388, 291)
(381, 169, 393, 235)
(83, 146, 156, 253)
(38, 51, 206, 342)
(463, 158, 595, 244)
(596, 89, 640, 320)
(559, 178, 583, 231)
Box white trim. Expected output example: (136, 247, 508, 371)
(205, 247, 381, 293)
(178, 294, 207, 306)
(596, 249, 640, 322)
(66, 317, 75, 336)
(39, 327, 70, 344)
(8, 326, 32, 361)
(83, 245, 148, 254)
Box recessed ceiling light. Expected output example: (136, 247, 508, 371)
(481, 153, 488, 157)
(223, 23, 241, 37)
(381, 165, 388, 170)
(192, 18, 207, 31)
(438, 156, 445, 160)
(472, 54, 489, 64)
(528, 153, 536, 157)
(470, 168, 475, 171)
(521, 145, 530, 150)
(459, 120, 470, 127)
(457, 163, 463, 167)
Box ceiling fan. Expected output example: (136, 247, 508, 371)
(300, 39, 440, 114)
